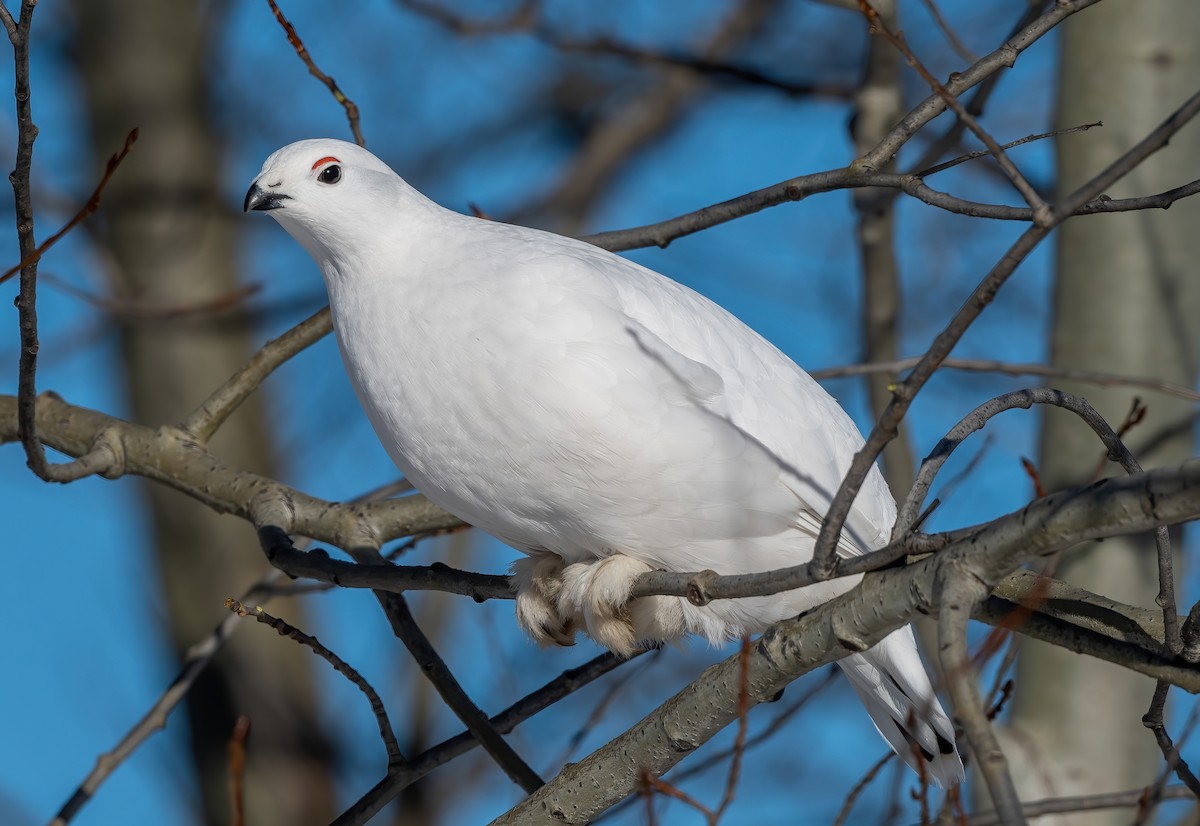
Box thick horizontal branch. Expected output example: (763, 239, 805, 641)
(581, 170, 1200, 253)
(266, 542, 511, 601)
(269, 540, 1197, 694)
(0, 393, 463, 547)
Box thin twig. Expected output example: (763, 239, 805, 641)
(374, 590, 544, 791)
(227, 599, 406, 768)
(1019, 457, 1046, 499)
(227, 716, 251, 826)
(638, 770, 713, 821)
(834, 751, 895, 826)
(51, 566, 288, 825)
(40, 271, 259, 321)
(6, 0, 115, 480)
(902, 1, 1053, 180)
(916, 122, 1102, 178)
(986, 680, 1013, 721)
(857, 0, 1050, 222)
(333, 652, 637, 825)
(0, 129, 139, 285)
(1141, 681, 1200, 801)
(915, 0, 975, 63)
(265, 0, 365, 146)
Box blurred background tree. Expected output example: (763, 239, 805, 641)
(996, 3, 1200, 824)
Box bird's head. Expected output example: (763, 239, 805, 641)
(244, 138, 412, 269)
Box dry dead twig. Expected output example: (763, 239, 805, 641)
(265, 0, 365, 147)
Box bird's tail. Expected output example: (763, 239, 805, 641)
(838, 627, 965, 788)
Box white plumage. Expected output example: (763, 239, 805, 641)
(245, 138, 964, 786)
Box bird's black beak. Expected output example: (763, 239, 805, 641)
(244, 182, 290, 212)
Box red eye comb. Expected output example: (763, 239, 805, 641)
(311, 156, 340, 170)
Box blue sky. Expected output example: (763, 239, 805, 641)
(2, 1, 1195, 824)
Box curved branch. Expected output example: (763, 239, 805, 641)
(892, 389, 1177, 653)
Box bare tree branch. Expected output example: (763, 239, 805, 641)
(915, 121, 1102, 178)
(809, 356, 1200, 403)
(180, 306, 333, 443)
(226, 599, 407, 768)
(493, 457, 1200, 822)
(0, 392, 463, 546)
(960, 785, 1195, 826)
(810, 84, 1200, 579)
(858, 0, 1050, 224)
(915, 0, 976, 63)
(264, 0, 364, 147)
(1142, 681, 1200, 799)
(372, 589, 544, 792)
(333, 651, 639, 825)
(939, 567, 1025, 824)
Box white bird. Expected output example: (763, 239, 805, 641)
(245, 138, 964, 786)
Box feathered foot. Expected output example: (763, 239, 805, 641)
(511, 553, 577, 647)
(558, 554, 687, 657)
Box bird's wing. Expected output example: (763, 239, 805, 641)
(459, 228, 896, 569)
(593, 245, 897, 555)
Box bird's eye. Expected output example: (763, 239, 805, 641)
(317, 164, 342, 185)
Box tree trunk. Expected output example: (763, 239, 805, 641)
(997, 2, 1200, 821)
(69, 1, 337, 822)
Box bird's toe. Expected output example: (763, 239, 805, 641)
(512, 553, 577, 647)
(559, 555, 656, 657)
